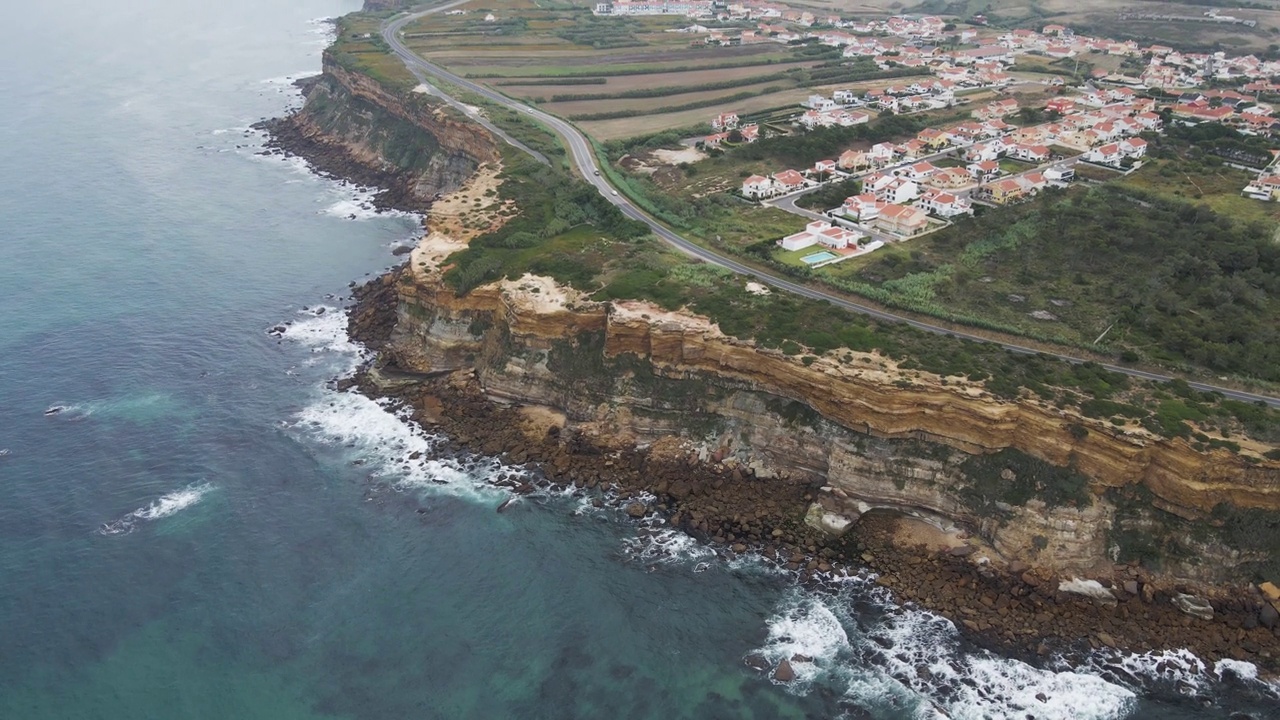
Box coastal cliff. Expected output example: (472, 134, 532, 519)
(261, 55, 498, 212)
(375, 237, 1280, 586)
(280, 19, 1280, 668)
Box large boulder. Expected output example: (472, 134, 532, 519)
(1259, 602, 1279, 630)
(773, 659, 796, 682)
(1172, 593, 1215, 621)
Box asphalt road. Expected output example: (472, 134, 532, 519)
(381, 5, 1280, 408)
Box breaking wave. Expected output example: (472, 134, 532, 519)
(99, 483, 214, 536)
(751, 586, 1139, 719)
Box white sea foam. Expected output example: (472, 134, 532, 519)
(306, 17, 336, 38)
(250, 151, 316, 179)
(324, 197, 384, 222)
(100, 483, 213, 536)
(1090, 648, 1208, 693)
(211, 125, 257, 136)
(260, 72, 314, 87)
(278, 297, 517, 500)
(756, 593, 852, 687)
(620, 525, 716, 566)
(279, 307, 366, 370)
(865, 606, 1136, 720)
(321, 183, 417, 222)
(294, 389, 506, 501)
(1214, 658, 1259, 681)
(749, 588, 1138, 719)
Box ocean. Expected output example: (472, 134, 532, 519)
(0, 0, 1275, 717)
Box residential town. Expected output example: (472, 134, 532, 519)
(727, 78, 1156, 256)
(625, 3, 1280, 259)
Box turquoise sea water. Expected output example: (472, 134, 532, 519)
(1, 1, 1277, 718)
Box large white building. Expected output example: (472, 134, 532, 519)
(778, 220, 863, 251)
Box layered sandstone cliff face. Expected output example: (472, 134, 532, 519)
(382, 220, 1280, 584)
(267, 58, 499, 211)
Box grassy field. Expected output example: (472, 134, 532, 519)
(328, 14, 418, 92)
(1118, 158, 1280, 228)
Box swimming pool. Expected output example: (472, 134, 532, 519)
(801, 251, 837, 264)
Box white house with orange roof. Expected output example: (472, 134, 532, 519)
(964, 140, 1005, 163)
(967, 159, 1001, 182)
(798, 109, 825, 129)
(1087, 138, 1145, 166)
(811, 159, 838, 177)
(1008, 143, 1050, 163)
(867, 142, 901, 165)
(863, 172, 920, 204)
(772, 169, 810, 194)
(842, 193, 886, 221)
(741, 174, 777, 199)
(1119, 137, 1147, 159)
(973, 98, 1019, 120)
(919, 189, 973, 218)
(1141, 111, 1172, 131)
(901, 160, 940, 181)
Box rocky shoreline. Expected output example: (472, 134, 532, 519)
(344, 271, 1280, 680)
(256, 113, 433, 216)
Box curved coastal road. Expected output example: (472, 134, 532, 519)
(382, 5, 1280, 408)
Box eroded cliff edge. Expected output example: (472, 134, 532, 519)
(260, 55, 499, 212)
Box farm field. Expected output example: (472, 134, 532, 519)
(412, 46, 799, 77)
(496, 61, 820, 99)
(579, 79, 924, 139)
(542, 79, 808, 118)
(577, 91, 809, 140)
(393, 0, 932, 141)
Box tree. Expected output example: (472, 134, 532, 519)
(728, 129, 744, 143)
(1017, 106, 1045, 125)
